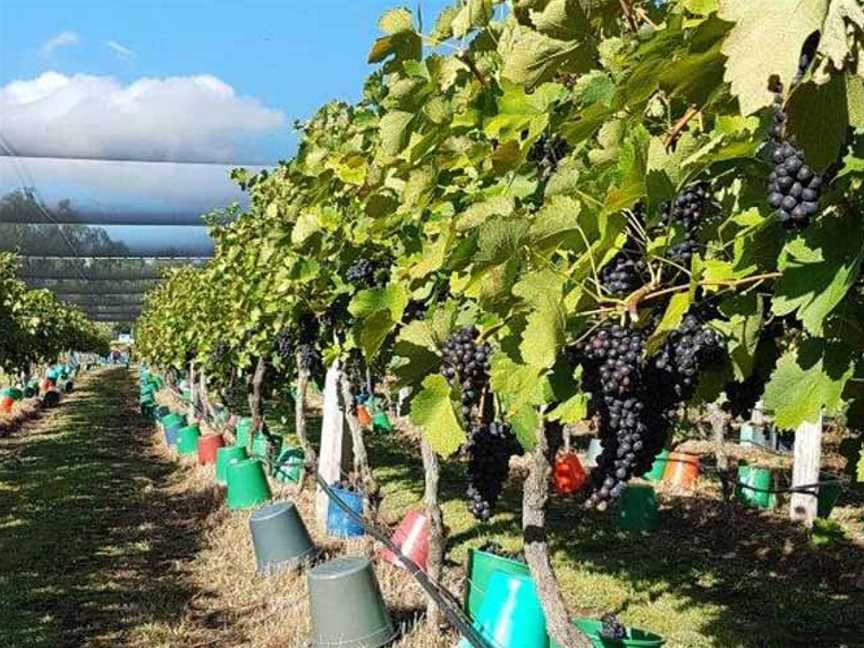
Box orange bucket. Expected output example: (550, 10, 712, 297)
(357, 405, 372, 428)
(662, 451, 700, 489)
(553, 453, 587, 494)
(0, 397, 13, 415)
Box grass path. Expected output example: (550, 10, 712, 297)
(0, 368, 219, 648)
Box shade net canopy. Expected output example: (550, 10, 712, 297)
(0, 154, 261, 323)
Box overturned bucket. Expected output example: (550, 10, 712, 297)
(585, 438, 604, 467)
(198, 433, 225, 466)
(308, 557, 397, 648)
(234, 417, 254, 448)
(554, 453, 587, 494)
(380, 510, 429, 571)
(326, 486, 365, 538)
(736, 464, 776, 510)
(459, 570, 548, 648)
(568, 618, 666, 648)
(662, 451, 700, 489)
(616, 484, 659, 532)
(249, 501, 318, 575)
(273, 447, 305, 484)
(643, 449, 670, 482)
(465, 548, 530, 620)
(177, 424, 201, 455)
(215, 445, 248, 485)
(226, 458, 272, 510)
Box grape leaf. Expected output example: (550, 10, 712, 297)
(646, 292, 692, 356)
(451, 0, 494, 38)
(548, 391, 589, 424)
(498, 20, 595, 88)
(820, 0, 864, 73)
(379, 110, 415, 155)
(520, 301, 565, 370)
(763, 338, 854, 429)
(772, 213, 864, 335)
(510, 405, 540, 451)
(718, 0, 828, 115)
(349, 284, 408, 321)
(787, 74, 850, 171)
(410, 374, 465, 456)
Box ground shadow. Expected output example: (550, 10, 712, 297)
(0, 368, 231, 648)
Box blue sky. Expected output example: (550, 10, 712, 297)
(0, 0, 452, 163)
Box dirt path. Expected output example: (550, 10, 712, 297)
(0, 368, 222, 648)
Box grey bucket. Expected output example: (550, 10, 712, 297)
(308, 557, 397, 648)
(249, 501, 318, 575)
(585, 438, 604, 467)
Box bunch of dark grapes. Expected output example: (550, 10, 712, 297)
(210, 342, 228, 366)
(660, 182, 711, 269)
(465, 421, 520, 520)
(600, 252, 647, 297)
(528, 134, 570, 180)
(600, 614, 626, 640)
(345, 258, 386, 288)
(440, 326, 492, 420)
(723, 373, 766, 420)
(653, 311, 724, 401)
(766, 51, 822, 230)
(276, 330, 294, 363)
(572, 305, 724, 509)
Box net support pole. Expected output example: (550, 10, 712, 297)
(790, 413, 822, 527)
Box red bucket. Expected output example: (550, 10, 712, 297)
(553, 453, 587, 494)
(0, 397, 13, 415)
(40, 378, 55, 393)
(198, 433, 225, 465)
(380, 511, 429, 571)
(662, 451, 701, 489)
(357, 405, 372, 428)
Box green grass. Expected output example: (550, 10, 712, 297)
(0, 369, 215, 648)
(359, 426, 864, 648)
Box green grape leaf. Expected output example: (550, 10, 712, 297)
(548, 391, 589, 424)
(379, 110, 415, 155)
(763, 338, 854, 429)
(718, 0, 828, 115)
(773, 213, 864, 335)
(410, 374, 465, 456)
(787, 74, 851, 171)
(646, 292, 692, 356)
(498, 21, 595, 88)
(451, 0, 494, 38)
(349, 284, 409, 321)
(820, 0, 864, 72)
(520, 300, 565, 370)
(352, 309, 396, 361)
(510, 405, 540, 451)
(393, 320, 441, 388)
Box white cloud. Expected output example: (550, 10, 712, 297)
(0, 72, 286, 163)
(106, 40, 134, 58)
(40, 31, 80, 57)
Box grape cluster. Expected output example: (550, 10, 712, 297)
(600, 614, 626, 640)
(528, 135, 570, 180)
(440, 327, 492, 420)
(345, 258, 385, 288)
(465, 421, 521, 520)
(600, 252, 647, 297)
(654, 312, 724, 400)
(766, 53, 822, 230)
(210, 341, 229, 366)
(660, 182, 711, 269)
(572, 306, 724, 509)
(660, 182, 710, 231)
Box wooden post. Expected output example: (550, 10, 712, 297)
(790, 414, 822, 528)
(421, 438, 444, 630)
(316, 360, 353, 531)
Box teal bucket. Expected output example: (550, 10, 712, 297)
(616, 485, 659, 532)
(736, 464, 776, 510)
(459, 570, 548, 648)
(818, 479, 842, 519)
(465, 548, 530, 620)
(251, 433, 283, 462)
(234, 417, 254, 448)
(643, 450, 670, 482)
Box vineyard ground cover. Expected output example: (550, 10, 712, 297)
(5, 370, 863, 647)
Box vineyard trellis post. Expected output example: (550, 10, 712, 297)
(790, 414, 823, 528)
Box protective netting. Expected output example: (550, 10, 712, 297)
(0, 154, 257, 321)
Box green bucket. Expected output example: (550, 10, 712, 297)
(215, 446, 249, 485)
(616, 484, 659, 532)
(177, 424, 201, 455)
(372, 410, 393, 433)
(249, 501, 318, 574)
(155, 405, 170, 420)
(274, 447, 305, 484)
(160, 412, 185, 432)
(736, 464, 776, 510)
(465, 548, 530, 620)
(1, 387, 23, 401)
(226, 458, 272, 510)
(251, 432, 283, 462)
(643, 449, 670, 482)
(234, 417, 254, 448)
(562, 618, 665, 648)
(818, 480, 842, 519)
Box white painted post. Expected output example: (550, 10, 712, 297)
(790, 414, 822, 528)
(316, 360, 353, 531)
